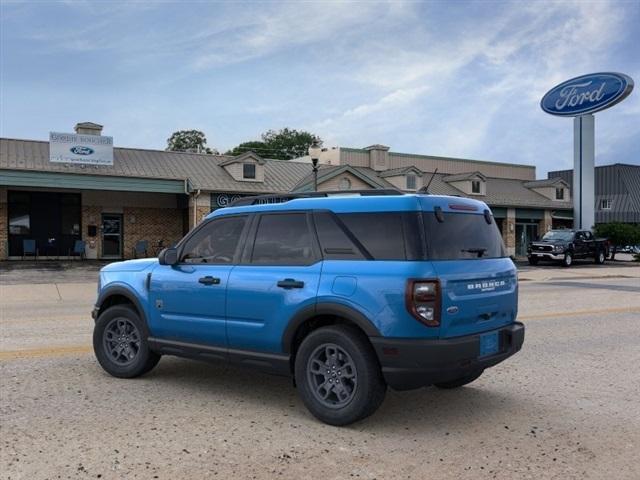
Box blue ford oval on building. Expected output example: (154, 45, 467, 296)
(91, 191, 525, 426)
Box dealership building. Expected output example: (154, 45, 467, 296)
(1, 122, 576, 261)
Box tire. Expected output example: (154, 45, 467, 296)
(434, 370, 484, 389)
(595, 250, 606, 265)
(527, 256, 539, 265)
(294, 325, 386, 426)
(561, 252, 573, 267)
(93, 304, 160, 378)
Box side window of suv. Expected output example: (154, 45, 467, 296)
(181, 215, 247, 264)
(250, 213, 317, 265)
(313, 212, 365, 260)
(337, 212, 408, 260)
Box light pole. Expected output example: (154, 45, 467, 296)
(308, 140, 322, 192)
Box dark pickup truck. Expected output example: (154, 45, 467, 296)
(527, 230, 609, 267)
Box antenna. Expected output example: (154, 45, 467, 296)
(419, 168, 438, 194)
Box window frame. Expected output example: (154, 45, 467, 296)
(471, 180, 481, 194)
(406, 174, 417, 190)
(555, 187, 564, 200)
(177, 214, 250, 265)
(243, 163, 256, 180)
(241, 211, 322, 266)
(600, 199, 612, 210)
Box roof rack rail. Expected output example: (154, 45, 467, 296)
(228, 189, 404, 207)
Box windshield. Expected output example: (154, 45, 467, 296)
(542, 231, 574, 241)
(423, 212, 506, 260)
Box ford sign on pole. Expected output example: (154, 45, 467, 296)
(541, 72, 634, 116)
(49, 132, 114, 166)
(541, 72, 634, 230)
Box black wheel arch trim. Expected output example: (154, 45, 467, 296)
(282, 302, 381, 353)
(94, 285, 147, 324)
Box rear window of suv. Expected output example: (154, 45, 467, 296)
(423, 212, 506, 260)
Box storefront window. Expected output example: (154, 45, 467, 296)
(8, 192, 30, 234)
(60, 194, 81, 235)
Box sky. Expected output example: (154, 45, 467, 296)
(1, 0, 639, 177)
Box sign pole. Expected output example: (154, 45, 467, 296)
(573, 114, 595, 230)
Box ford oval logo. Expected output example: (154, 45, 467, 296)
(70, 146, 94, 155)
(541, 72, 634, 117)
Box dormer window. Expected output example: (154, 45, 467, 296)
(406, 174, 417, 190)
(339, 177, 352, 190)
(243, 163, 256, 179)
(471, 180, 481, 194)
(555, 187, 564, 200)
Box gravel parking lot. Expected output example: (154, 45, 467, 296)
(1, 263, 639, 479)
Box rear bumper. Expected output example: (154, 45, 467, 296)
(370, 322, 525, 391)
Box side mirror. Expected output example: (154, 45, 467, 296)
(158, 247, 178, 266)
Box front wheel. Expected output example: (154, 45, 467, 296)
(294, 325, 386, 426)
(527, 256, 539, 265)
(93, 305, 160, 378)
(434, 370, 484, 389)
(595, 250, 606, 265)
(561, 252, 573, 267)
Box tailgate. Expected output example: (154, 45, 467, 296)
(431, 258, 518, 338)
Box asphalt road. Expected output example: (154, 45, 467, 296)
(1, 266, 639, 479)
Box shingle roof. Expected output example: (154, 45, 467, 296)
(378, 166, 423, 178)
(0, 137, 311, 193)
(426, 172, 572, 209)
(292, 165, 397, 192)
(443, 171, 487, 182)
(523, 178, 568, 188)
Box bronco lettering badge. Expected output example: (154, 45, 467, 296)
(467, 280, 506, 292)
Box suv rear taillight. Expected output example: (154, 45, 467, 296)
(406, 280, 441, 327)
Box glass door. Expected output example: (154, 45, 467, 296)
(515, 223, 539, 257)
(102, 214, 123, 259)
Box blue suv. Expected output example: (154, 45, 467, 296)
(92, 191, 524, 425)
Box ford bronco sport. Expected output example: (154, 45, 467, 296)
(92, 191, 524, 426)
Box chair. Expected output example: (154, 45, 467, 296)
(133, 240, 149, 259)
(22, 239, 38, 260)
(69, 240, 86, 260)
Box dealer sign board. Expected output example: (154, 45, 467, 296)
(541, 72, 634, 117)
(49, 132, 114, 166)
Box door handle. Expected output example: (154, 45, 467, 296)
(198, 276, 221, 285)
(277, 278, 305, 289)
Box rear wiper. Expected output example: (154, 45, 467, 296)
(461, 248, 487, 258)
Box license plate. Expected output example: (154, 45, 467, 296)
(479, 332, 499, 357)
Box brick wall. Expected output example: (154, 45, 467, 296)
(0, 188, 7, 260)
(123, 207, 183, 259)
(503, 208, 516, 257)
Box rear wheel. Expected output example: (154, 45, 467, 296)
(294, 325, 386, 426)
(595, 250, 606, 264)
(561, 252, 573, 267)
(434, 370, 484, 389)
(93, 305, 160, 378)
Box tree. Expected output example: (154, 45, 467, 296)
(166, 130, 216, 154)
(226, 128, 322, 160)
(594, 222, 640, 260)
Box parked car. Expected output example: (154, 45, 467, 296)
(92, 191, 524, 426)
(527, 230, 608, 267)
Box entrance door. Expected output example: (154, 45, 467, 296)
(515, 223, 539, 257)
(102, 214, 123, 259)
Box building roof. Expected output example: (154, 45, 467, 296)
(443, 171, 486, 182)
(292, 164, 397, 192)
(523, 178, 568, 188)
(378, 166, 424, 178)
(291, 162, 572, 209)
(0, 137, 310, 194)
